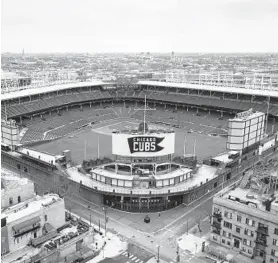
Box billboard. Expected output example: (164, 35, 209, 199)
(112, 133, 175, 157)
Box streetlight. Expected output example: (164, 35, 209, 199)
(176, 242, 180, 263)
(88, 205, 91, 226)
(103, 206, 108, 236)
(156, 244, 160, 263)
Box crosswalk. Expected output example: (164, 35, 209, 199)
(120, 250, 145, 263)
(180, 250, 195, 262)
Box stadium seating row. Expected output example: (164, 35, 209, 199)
(2, 87, 278, 119)
(20, 108, 117, 144)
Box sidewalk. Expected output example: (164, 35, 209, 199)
(196, 241, 261, 263)
(146, 256, 169, 263)
(63, 212, 127, 263)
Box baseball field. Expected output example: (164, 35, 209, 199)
(31, 118, 227, 163)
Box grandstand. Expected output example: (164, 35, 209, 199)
(20, 108, 117, 144)
(1, 80, 278, 145)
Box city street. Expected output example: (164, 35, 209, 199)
(96, 244, 153, 263)
(65, 189, 217, 263)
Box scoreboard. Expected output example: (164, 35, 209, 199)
(112, 133, 175, 157)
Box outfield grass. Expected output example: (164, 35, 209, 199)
(31, 119, 227, 163)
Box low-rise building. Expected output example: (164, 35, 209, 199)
(210, 182, 278, 263)
(1, 193, 65, 255)
(1, 171, 35, 209)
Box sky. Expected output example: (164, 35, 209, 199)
(1, 0, 278, 53)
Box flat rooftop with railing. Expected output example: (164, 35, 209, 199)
(1, 194, 62, 223)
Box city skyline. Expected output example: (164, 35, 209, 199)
(1, 0, 278, 53)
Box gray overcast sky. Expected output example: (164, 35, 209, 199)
(1, 0, 278, 53)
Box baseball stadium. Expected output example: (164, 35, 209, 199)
(1, 80, 278, 212)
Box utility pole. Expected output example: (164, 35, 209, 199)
(103, 207, 108, 236)
(97, 135, 100, 159)
(265, 96, 270, 134)
(176, 243, 180, 262)
(157, 245, 160, 263)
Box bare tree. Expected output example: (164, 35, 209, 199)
(194, 212, 203, 233)
(204, 208, 213, 224)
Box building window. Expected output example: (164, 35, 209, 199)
(213, 236, 217, 241)
(244, 229, 254, 237)
(44, 215, 47, 222)
(245, 218, 255, 227)
(18, 196, 21, 203)
(224, 211, 233, 219)
(237, 215, 242, 222)
(243, 239, 252, 246)
(248, 249, 252, 254)
(222, 239, 226, 244)
(223, 231, 231, 238)
(227, 241, 231, 246)
(34, 232, 37, 238)
(223, 221, 232, 229)
(269, 258, 274, 263)
(236, 227, 241, 234)
(9, 197, 13, 205)
(234, 239, 240, 249)
(271, 249, 278, 257)
(275, 228, 278, 235)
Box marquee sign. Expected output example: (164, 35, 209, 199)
(128, 136, 164, 153)
(112, 133, 175, 157)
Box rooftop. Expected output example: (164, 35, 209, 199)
(1, 80, 104, 101)
(67, 164, 218, 195)
(138, 80, 278, 98)
(215, 183, 278, 223)
(232, 110, 265, 122)
(212, 152, 234, 164)
(18, 147, 64, 165)
(1, 167, 32, 191)
(1, 194, 61, 223)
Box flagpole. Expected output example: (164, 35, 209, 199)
(97, 136, 100, 159)
(84, 140, 87, 160)
(144, 95, 146, 134)
(183, 135, 186, 156)
(193, 139, 196, 157)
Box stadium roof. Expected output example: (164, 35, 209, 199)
(1, 80, 104, 101)
(138, 80, 278, 98)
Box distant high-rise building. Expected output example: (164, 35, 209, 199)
(171, 51, 175, 61)
(22, 48, 25, 57)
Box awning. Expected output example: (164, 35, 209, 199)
(13, 216, 41, 232)
(31, 230, 58, 247)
